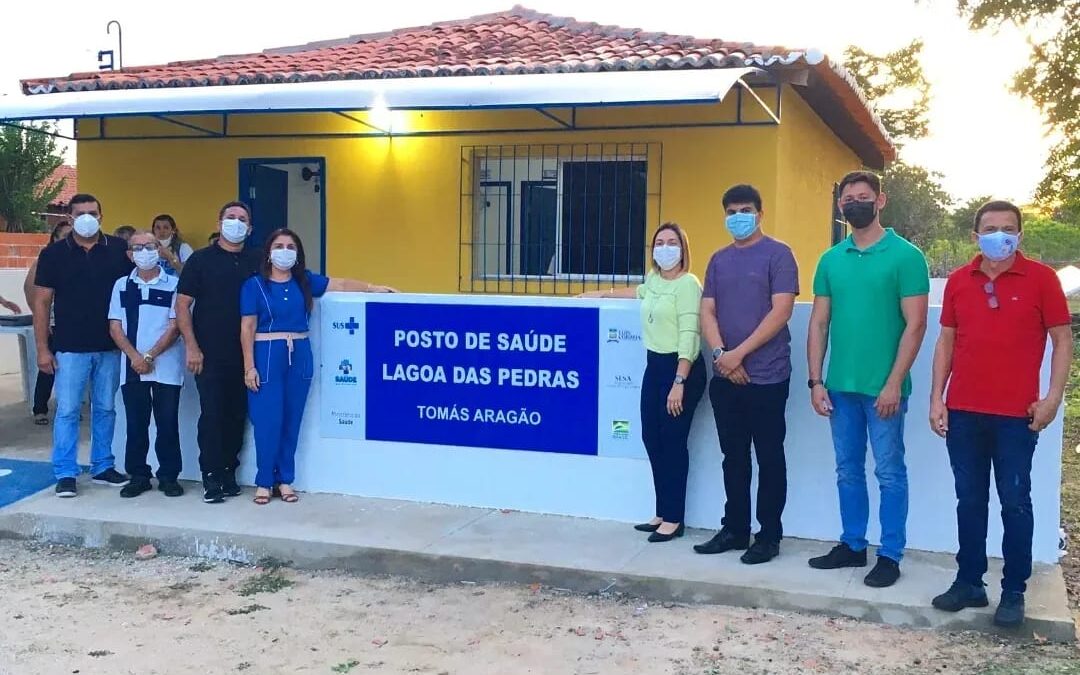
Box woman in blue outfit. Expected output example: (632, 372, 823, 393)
(240, 228, 395, 504)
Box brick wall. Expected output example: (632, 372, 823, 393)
(0, 233, 49, 268)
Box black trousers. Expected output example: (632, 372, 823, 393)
(640, 351, 706, 523)
(709, 377, 790, 543)
(122, 381, 182, 482)
(33, 334, 55, 415)
(195, 364, 248, 477)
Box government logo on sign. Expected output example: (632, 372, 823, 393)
(611, 420, 630, 440)
(336, 359, 358, 385)
(332, 316, 361, 335)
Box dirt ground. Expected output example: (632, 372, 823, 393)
(0, 542, 1076, 675)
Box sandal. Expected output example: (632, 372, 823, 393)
(33, 414, 48, 426)
(253, 489, 272, 505)
(276, 485, 299, 503)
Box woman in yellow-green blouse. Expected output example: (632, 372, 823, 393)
(583, 222, 706, 542)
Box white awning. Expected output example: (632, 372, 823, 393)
(0, 67, 761, 121)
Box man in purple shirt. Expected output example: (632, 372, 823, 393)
(695, 184, 800, 564)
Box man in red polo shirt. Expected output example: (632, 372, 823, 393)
(929, 200, 1072, 628)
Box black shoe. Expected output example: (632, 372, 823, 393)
(740, 538, 780, 565)
(91, 468, 130, 487)
(648, 523, 685, 543)
(808, 543, 868, 569)
(693, 530, 750, 555)
(159, 481, 184, 497)
(120, 477, 153, 499)
(994, 591, 1025, 627)
(932, 580, 989, 612)
(220, 469, 242, 497)
(864, 556, 901, 588)
(202, 474, 225, 504)
(634, 521, 661, 532)
(55, 478, 77, 498)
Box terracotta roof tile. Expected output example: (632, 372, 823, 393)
(16, 5, 894, 164)
(44, 165, 77, 207)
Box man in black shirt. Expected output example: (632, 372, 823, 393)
(176, 201, 260, 503)
(34, 194, 134, 497)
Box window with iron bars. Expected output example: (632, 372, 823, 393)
(459, 142, 663, 294)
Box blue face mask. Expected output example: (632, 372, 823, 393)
(977, 231, 1019, 262)
(725, 212, 758, 241)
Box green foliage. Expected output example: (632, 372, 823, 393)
(954, 0, 1080, 215)
(880, 161, 953, 245)
(0, 123, 65, 232)
(1021, 215, 1080, 263)
(843, 40, 931, 145)
(949, 194, 995, 234)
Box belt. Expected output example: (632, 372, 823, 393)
(254, 331, 309, 365)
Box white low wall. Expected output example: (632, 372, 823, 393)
(0, 269, 32, 376)
(112, 294, 1064, 563)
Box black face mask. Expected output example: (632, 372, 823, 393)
(842, 200, 878, 229)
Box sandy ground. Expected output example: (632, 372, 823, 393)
(0, 542, 1076, 675)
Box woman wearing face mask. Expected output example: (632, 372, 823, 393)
(151, 214, 194, 276)
(240, 228, 397, 505)
(23, 220, 73, 424)
(580, 223, 706, 542)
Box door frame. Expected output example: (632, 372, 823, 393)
(238, 156, 327, 274)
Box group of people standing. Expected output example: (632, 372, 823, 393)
(587, 171, 1072, 628)
(23, 194, 392, 506)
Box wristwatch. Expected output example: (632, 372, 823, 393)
(143, 353, 155, 365)
(807, 379, 823, 389)
(673, 375, 686, 385)
(711, 346, 726, 360)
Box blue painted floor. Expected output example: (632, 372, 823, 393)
(0, 458, 55, 508)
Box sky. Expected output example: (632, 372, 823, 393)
(0, 0, 1050, 204)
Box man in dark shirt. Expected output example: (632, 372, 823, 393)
(34, 193, 134, 497)
(176, 201, 260, 503)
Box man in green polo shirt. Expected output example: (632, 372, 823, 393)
(806, 170, 930, 588)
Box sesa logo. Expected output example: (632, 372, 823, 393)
(335, 359, 358, 385)
(606, 328, 641, 343)
(332, 316, 361, 335)
(608, 374, 636, 389)
(611, 420, 630, 440)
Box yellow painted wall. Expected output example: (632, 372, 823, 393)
(75, 84, 859, 295)
(774, 87, 863, 294)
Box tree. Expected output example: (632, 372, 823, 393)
(0, 123, 65, 232)
(843, 40, 932, 145)
(880, 161, 952, 245)
(949, 194, 995, 234)
(951, 0, 1080, 216)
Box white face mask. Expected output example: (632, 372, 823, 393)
(220, 218, 248, 243)
(73, 214, 101, 238)
(132, 249, 160, 271)
(652, 244, 682, 271)
(270, 248, 297, 271)
(158, 236, 173, 247)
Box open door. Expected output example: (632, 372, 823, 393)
(238, 158, 326, 273)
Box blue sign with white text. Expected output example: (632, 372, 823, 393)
(365, 302, 600, 455)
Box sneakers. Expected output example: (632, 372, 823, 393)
(120, 477, 154, 499)
(808, 543, 867, 569)
(740, 539, 780, 565)
(220, 469, 242, 497)
(55, 478, 77, 498)
(932, 581, 989, 612)
(863, 556, 901, 588)
(91, 468, 130, 487)
(159, 481, 185, 497)
(693, 530, 750, 555)
(202, 474, 226, 504)
(994, 591, 1025, 627)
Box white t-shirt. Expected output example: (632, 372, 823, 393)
(107, 269, 185, 386)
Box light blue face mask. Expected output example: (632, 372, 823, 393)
(725, 212, 758, 241)
(977, 231, 1019, 262)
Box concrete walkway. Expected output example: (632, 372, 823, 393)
(0, 478, 1072, 641)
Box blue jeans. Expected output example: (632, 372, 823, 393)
(829, 391, 909, 562)
(946, 410, 1038, 593)
(53, 351, 121, 480)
